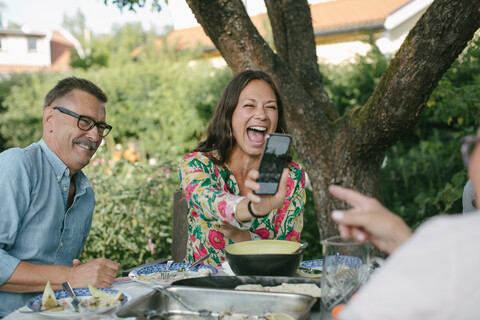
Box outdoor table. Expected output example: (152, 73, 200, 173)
(4, 278, 153, 320)
(4, 267, 320, 319)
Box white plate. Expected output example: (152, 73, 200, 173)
(300, 259, 323, 271)
(301, 256, 363, 271)
(297, 259, 323, 278)
(128, 262, 218, 285)
(27, 287, 130, 317)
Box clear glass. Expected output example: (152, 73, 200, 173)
(320, 236, 371, 320)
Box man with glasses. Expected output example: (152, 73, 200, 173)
(0, 77, 120, 317)
(325, 133, 480, 319)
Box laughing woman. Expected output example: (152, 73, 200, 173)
(178, 70, 306, 266)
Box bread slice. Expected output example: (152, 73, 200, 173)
(88, 284, 122, 301)
(41, 281, 59, 309)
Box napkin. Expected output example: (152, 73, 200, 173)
(221, 261, 235, 276)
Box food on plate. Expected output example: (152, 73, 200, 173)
(234, 284, 264, 291)
(219, 312, 294, 320)
(79, 285, 123, 312)
(197, 268, 212, 277)
(270, 313, 295, 320)
(235, 283, 322, 298)
(88, 284, 123, 301)
(296, 268, 322, 278)
(41, 281, 60, 310)
(138, 267, 212, 282)
(80, 297, 121, 312)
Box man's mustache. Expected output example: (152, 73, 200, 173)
(73, 138, 98, 150)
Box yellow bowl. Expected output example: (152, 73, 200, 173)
(226, 240, 301, 255)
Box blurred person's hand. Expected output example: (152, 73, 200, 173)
(328, 184, 412, 254)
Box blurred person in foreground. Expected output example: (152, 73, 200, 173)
(462, 179, 476, 213)
(0, 77, 120, 317)
(178, 70, 306, 266)
(328, 132, 480, 319)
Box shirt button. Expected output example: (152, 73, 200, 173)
(63, 187, 67, 192)
(57, 176, 61, 181)
(60, 243, 64, 247)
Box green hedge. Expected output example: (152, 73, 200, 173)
(0, 32, 479, 271)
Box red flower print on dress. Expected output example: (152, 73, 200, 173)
(193, 244, 208, 261)
(254, 228, 270, 239)
(190, 234, 196, 242)
(274, 212, 285, 232)
(285, 230, 300, 242)
(277, 199, 290, 215)
(273, 199, 289, 232)
(218, 201, 227, 218)
(185, 183, 197, 200)
(300, 171, 305, 189)
(286, 178, 295, 197)
(184, 153, 196, 160)
(208, 229, 226, 250)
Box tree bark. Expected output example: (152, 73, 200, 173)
(185, 0, 480, 239)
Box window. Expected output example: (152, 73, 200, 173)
(27, 37, 37, 51)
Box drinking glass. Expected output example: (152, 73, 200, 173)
(320, 236, 370, 320)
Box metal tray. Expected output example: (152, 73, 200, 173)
(116, 285, 316, 319)
(172, 275, 321, 290)
(172, 275, 322, 309)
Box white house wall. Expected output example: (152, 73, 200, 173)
(317, 2, 430, 64)
(0, 33, 51, 67)
(317, 41, 372, 65)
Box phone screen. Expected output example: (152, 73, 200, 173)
(254, 133, 292, 195)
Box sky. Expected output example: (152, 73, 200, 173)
(1, 0, 277, 34)
(1, 0, 177, 34)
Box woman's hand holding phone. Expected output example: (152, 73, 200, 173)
(233, 168, 289, 221)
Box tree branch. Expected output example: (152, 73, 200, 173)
(185, 0, 275, 71)
(265, 0, 337, 121)
(348, 0, 480, 156)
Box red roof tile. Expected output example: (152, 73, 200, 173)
(310, 0, 413, 31)
(164, 0, 414, 52)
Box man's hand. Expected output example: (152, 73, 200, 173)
(328, 184, 413, 254)
(68, 258, 120, 288)
(1, 259, 121, 293)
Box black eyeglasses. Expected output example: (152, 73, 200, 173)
(461, 135, 480, 166)
(53, 106, 112, 137)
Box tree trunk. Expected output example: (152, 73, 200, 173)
(185, 0, 480, 239)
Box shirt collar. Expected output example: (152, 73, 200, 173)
(38, 139, 92, 191)
(39, 139, 70, 178)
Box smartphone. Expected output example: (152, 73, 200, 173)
(254, 133, 292, 195)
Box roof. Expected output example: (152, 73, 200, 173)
(0, 28, 47, 37)
(51, 30, 75, 47)
(310, 0, 413, 33)
(164, 0, 415, 51)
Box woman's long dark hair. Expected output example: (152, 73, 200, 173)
(194, 70, 287, 166)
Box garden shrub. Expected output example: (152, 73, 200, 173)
(1, 29, 479, 270)
(80, 144, 179, 269)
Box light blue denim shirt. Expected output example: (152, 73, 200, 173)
(0, 139, 95, 317)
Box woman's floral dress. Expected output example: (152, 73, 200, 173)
(178, 151, 306, 266)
